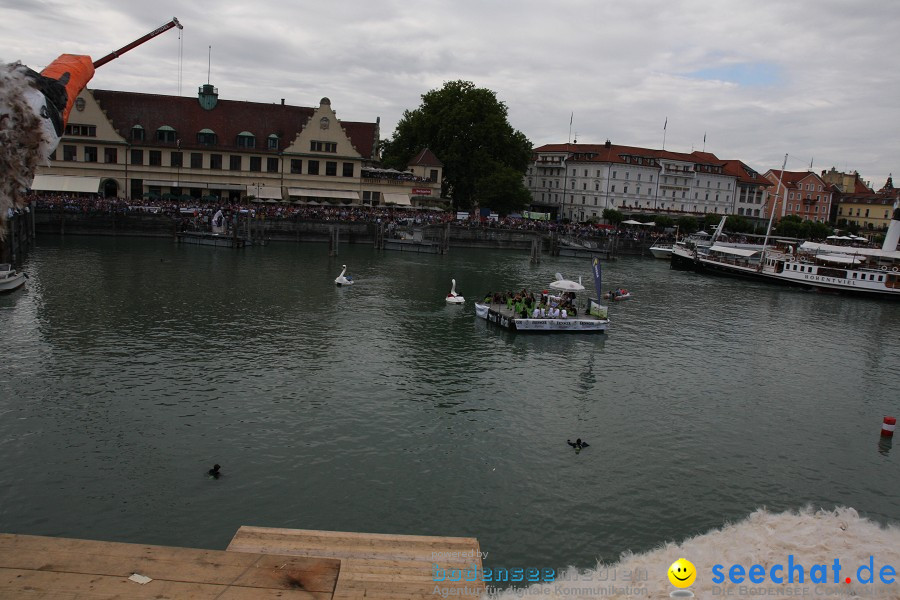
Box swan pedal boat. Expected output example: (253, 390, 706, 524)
(446, 278, 464, 304)
(0, 264, 26, 293)
(334, 265, 354, 286)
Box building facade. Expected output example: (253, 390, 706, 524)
(32, 85, 445, 208)
(762, 170, 833, 223)
(525, 141, 770, 222)
(836, 176, 899, 230)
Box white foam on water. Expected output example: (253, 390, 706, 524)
(489, 507, 900, 599)
(0, 60, 47, 238)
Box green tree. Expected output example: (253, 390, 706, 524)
(676, 216, 699, 234)
(725, 215, 753, 234)
(653, 215, 674, 229)
(603, 208, 624, 226)
(475, 165, 532, 215)
(807, 221, 834, 240)
(702, 213, 724, 230)
(380, 81, 533, 210)
(774, 215, 803, 238)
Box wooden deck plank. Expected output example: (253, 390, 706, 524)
(227, 526, 484, 600)
(229, 527, 479, 553)
(0, 534, 339, 598)
(228, 529, 480, 560)
(0, 568, 333, 599)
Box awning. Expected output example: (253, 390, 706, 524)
(248, 185, 282, 200)
(709, 245, 761, 257)
(818, 254, 864, 265)
(30, 175, 101, 193)
(383, 193, 411, 206)
(287, 188, 359, 200)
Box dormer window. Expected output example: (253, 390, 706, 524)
(236, 131, 256, 149)
(197, 128, 217, 145)
(131, 125, 145, 141)
(156, 125, 177, 143)
(267, 134, 279, 150)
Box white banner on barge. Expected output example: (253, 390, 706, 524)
(475, 304, 608, 332)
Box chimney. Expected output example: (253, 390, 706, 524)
(605, 139, 611, 148)
(281, 98, 285, 106)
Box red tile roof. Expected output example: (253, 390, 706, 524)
(853, 178, 873, 194)
(765, 170, 825, 189)
(721, 159, 773, 186)
(91, 89, 377, 158)
(409, 148, 443, 167)
(533, 142, 727, 166)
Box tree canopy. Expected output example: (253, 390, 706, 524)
(774, 215, 833, 240)
(380, 81, 533, 212)
(602, 208, 624, 226)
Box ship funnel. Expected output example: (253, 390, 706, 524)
(882, 204, 900, 252)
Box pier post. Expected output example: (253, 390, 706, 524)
(530, 235, 541, 263)
(329, 226, 338, 256)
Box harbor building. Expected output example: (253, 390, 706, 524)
(836, 176, 900, 231)
(525, 141, 770, 222)
(763, 170, 834, 223)
(30, 85, 446, 209)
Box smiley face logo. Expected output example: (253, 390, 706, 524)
(668, 558, 696, 588)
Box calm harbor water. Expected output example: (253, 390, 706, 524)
(1, 236, 898, 576)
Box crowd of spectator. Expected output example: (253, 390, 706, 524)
(25, 193, 681, 242)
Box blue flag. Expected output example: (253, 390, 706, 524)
(591, 257, 603, 300)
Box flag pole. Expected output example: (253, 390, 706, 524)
(662, 117, 667, 150)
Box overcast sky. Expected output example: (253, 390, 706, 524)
(3, 0, 899, 189)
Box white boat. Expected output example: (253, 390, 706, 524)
(0, 263, 27, 293)
(446, 279, 464, 304)
(474, 272, 610, 333)
(649, 243, 674, 259)
(335, 265, 354, 286)
(671, 207, 900, 298)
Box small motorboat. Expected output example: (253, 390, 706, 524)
(335, 264, 354, 286)
(0, 263, 27, 293)
(446, 278, 464, 304)
(603, 289, 632, 301)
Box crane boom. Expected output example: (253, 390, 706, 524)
(92, 17, 182, 69)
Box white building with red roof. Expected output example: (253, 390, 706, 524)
(525, 141, 769, 222)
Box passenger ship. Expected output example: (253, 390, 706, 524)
(671, 208, 900, 298)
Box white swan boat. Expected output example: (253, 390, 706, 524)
(0, 263, 27, 293)
(474, 272, 609, 333)
(334, 265, 354, 286)
(446, 279, 464, 304)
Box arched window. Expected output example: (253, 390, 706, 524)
(156, 125, 177, 143)
(236, 131, 255, 149)
(197, 128, 217, 145)
(267, 134, 279, 150)
(131, 125, 145, 141)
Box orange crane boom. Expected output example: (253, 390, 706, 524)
(92, 17, 183, 69)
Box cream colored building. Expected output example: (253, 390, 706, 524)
(33, 84, 445, 209)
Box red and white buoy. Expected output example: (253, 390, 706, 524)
(882, 416, 896, 438)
